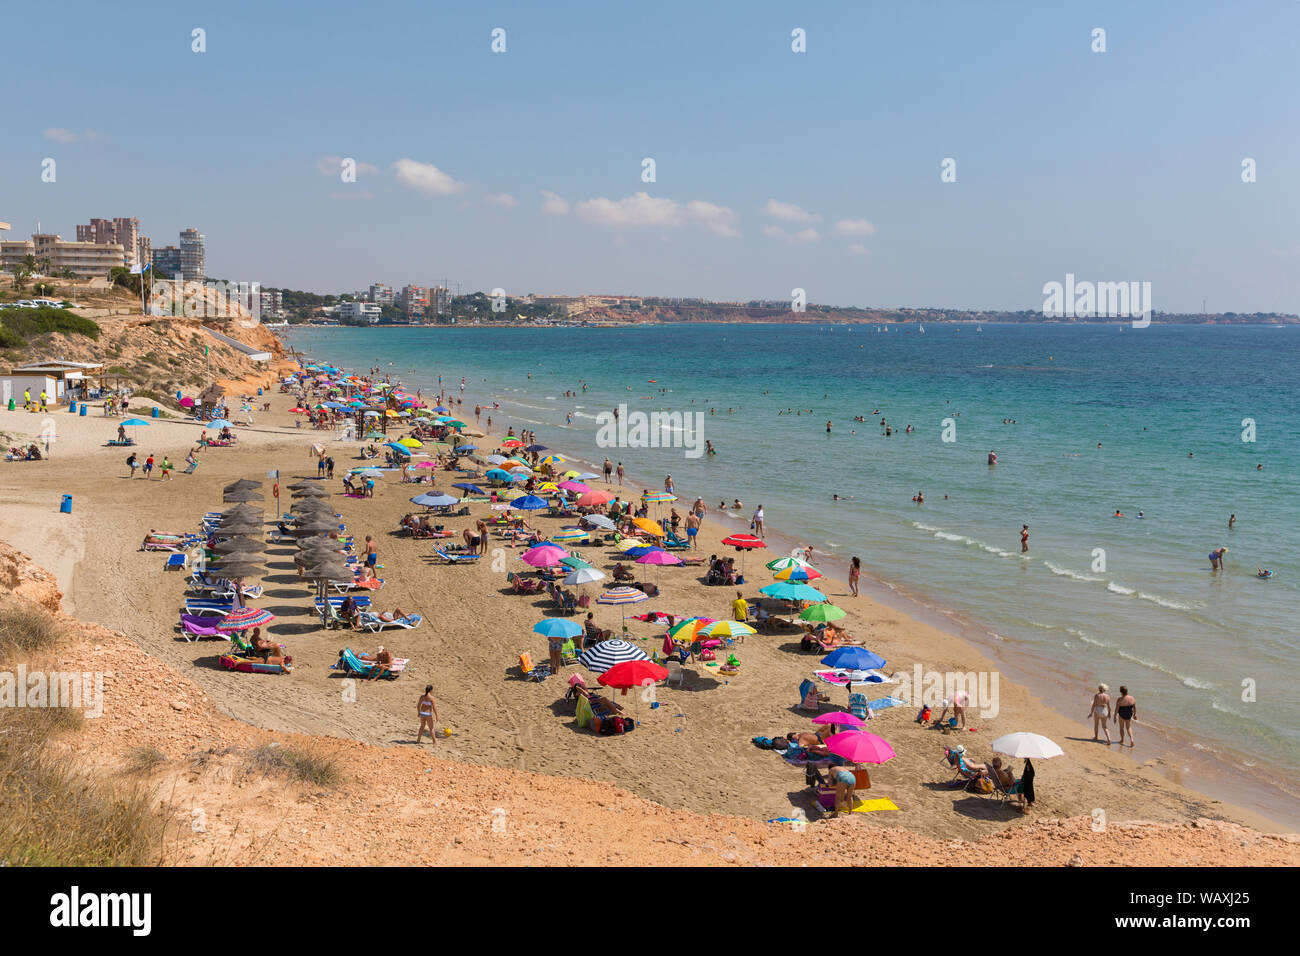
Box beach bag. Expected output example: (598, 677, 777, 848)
(973, 777, 993, 794)
(662, 633, 675, 655)
(698, 649, 715, 661)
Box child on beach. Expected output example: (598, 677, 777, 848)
(143, 455, 155, 479)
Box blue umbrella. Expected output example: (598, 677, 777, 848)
(454, 444, 478, 453)
(525, 444, 548, 452)
(510, 495, 549, 510)
(820, 646, 887, 671)
(206, 419, 233, 429)
(121, 418, 151, 427)
(533, 617, 583, 639)
(411, 492, 458, 508)
(485, 468, 514, 482)
(452, 482, 485, 494)
(433, 406, 450, 413)
(384, 442, 412, 456)
(321, 402, 347, 410)
(624, 545, 663, 558)
(759, 582, 827, 602)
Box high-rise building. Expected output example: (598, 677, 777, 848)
(431, 286, 451, 316)
(74, 216, 142, 267)
(368, 283, 394, 306)
(152, 245, 182, 277)
(337, 301, 381, 323)
(179, 228, 205, 280)
(260, 290, 282, 316)
(399, 284, 428, 319)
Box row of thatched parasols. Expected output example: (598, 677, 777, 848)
(207, 478, 353, 624)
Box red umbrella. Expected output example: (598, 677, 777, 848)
(598, 659, 668, 689)
(721, 533, 767, 573)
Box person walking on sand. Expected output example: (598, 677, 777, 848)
(125, 452, 139, 478)
(143, 454, 155, 479)
(685, 509, 701, 549)
(751, 504, 765, 538)
(159, 456, 173, 481)
(1088, 683, 1112, 744)
(849, 556, 861, 597)
(1114, 686, 1137, 747)
(1020, 524, 1029, 553)
(616, 462, 624, 487)
(364, 535, 378, 574)
(416, 685, 440, 743)
(603, 457, 613, 482)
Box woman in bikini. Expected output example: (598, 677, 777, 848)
(416, 685, 439, 743)
(849, 556, 861, 597)
(1088, 683, 1112, 744)
(1114, 686, 1137, 747)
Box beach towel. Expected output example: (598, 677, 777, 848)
(575, 694, 595, 729)
(866, 695, 907, 711)
(815, 668, 899, 686)
(849, 797, 899, 813)
(180, 614, 224, 637)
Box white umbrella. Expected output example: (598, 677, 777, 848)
(580, 514, 616, 531)
(990, 732, 1064, 759)
(563, 567, 606, 587)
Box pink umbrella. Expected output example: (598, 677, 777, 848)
(415, 461, 439, 469)
(577, 490, 614, 507)
(635, 550, 682, 566)
(811, 711, 866, 728)
(558, 480, 590, 494)
(521, 544, 568, 567)
(824, 731, 896, 764)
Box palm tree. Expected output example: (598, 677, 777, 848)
(38, 257, 52, 276)
(20, 254, 39, 276)
(8, 263, 30, 291)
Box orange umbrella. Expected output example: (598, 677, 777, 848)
(633, 517, 664, 537)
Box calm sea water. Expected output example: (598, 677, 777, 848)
(291, 322, 1300, 811)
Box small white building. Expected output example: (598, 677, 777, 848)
(2, 360, 105, 406)
(0, 374, 59, 407)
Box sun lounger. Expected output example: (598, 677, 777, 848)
(164, 553, 188, 572)
(332, 647, 407, 679)
(179, 613, 225, 642)
(331, 576, 385, 594)
(106, 438, 135, 447)
(142, 534, 201, 552)
(185, 598, 234, 616)
(434, 548, 480, 564)
(356, 612, 423, 632)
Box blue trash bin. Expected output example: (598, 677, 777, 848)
(151, 406, 160, 418)
(258, 387, 263, 396)
(68, 401, 77, 414)
(79, 404, 87, 416)
(60, 495, 72, 514)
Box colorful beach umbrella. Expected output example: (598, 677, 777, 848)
(533, 617, 583, 639)
(577, 490, 614, 507)
(821, 646, 886, 671)
(551, 527, 589, 542)
(760, 582, 827, 602)
(632, 517, 664, 537)
(811, 711, 866, 728)
(824, 731, 896, 764)
(216, 607, 275, 631)
(774, 565, 823, 582)
(800, 603, 846, 623)
(557, 480, 590, 494)
(598, 659, 668, 689)
(722, 534, 766, 550)
(702, 620, 756, 639)
(521, 544, 568, 567)
(579, 638, 649, 673)
(510, 494, 549, 510)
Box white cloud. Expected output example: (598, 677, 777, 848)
(848, 243, 868, 255)
(684, 200, 739, 237)
(763, 224, 819, 243)
(541, 190, 570, 215)
(484, 192, 519, 208)
(764, 199, 820, 223)
(571, 192, 738, 236)
(44, 128, 102, 143)
(576, 192, 682, 228)
(392, 158, 465, 196)
(834, 218, 876, 236)
(316, 155, 378, 177)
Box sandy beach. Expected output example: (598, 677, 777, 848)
(0, 373, 1294, 854)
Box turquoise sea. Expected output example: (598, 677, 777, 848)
(289, 322, 1300, 823)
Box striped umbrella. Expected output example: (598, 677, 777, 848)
(774, 565, 823, 582)
(579, 638, 649, 673)
(668, 617, 713, 642)
(766, 556, 811, 571)
(643, 492, 676, 504)
(539, 454, 568, 468)
(702, 620, 756, 639)
(217, 607, 275, 631)
(596, 585, 649, 627)
(551, 527, 589, 542)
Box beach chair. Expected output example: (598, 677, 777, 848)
(434, 548, 480, 565)
(333, 648, 406, 680)
(662, 530, 690, 550)
(164, 553, 188, 572)
(178, 614, 225, 642)
(663, 658, 685, 688)
(560, 639, 579, 665)
(519, 651, 550, 682)
(185, 598, 234, 616)
(848, 691, 870, 722)
(357, 612, 423, 633)
(988, 765, 1022, 806)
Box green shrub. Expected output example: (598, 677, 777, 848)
(0, 306, 100, 345)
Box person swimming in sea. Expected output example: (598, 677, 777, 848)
(1114, 510, 1124, 518)
(1256, 567, 1273, 578)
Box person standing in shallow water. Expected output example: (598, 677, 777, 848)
(1020, 524, 1029, 553)
(1088, 684, 1112, 744)
(1114, 686, 1137, 747)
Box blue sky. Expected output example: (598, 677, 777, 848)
(4, 0, 1298, 311)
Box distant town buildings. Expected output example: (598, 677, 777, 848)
(0, 232, 126, 277)
(399, 284, 428, 319)
(431, 285, 451, 316)
(368, 283, 394, 306)
(260, 289, 283, 317)
(152, 245, 182, 277)
(179, 228, 205, 281)
(337, 301, 381, 323)
(75, 217, 148, 269)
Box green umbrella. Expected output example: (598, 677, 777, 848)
(800, 603, 846, 623)
(560, 555, 593, 570)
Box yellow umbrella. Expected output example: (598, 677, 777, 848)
(501, 458, 529, 469)
(704, 620, 756, 638)
(615, 538, 647, 552)
(562, 470, 582, 479)
(398, 437, 423, 448)
(385, 409, 401, 418)
(537, 482, 559, 492)
(540, 454, 568, 467)
(633, 517, 664, 537)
